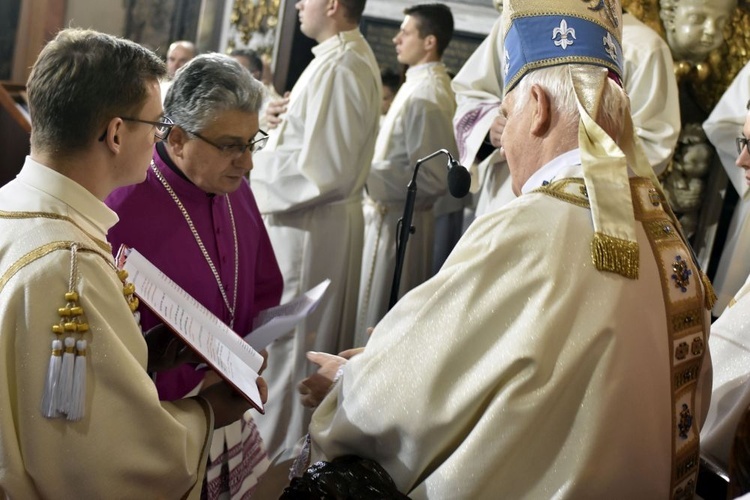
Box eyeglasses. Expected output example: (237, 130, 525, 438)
(186, 129, 269, 157)
(97, 115, 174, 141)
(737, 136, 749, 155)
(122, 116, 174, 140)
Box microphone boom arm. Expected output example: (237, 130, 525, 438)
(388, 149, 455, 310)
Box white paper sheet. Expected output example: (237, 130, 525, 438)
(244, 279, 331, 351)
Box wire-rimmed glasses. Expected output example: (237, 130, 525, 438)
(737, 136, 750, 156)
(97, 115, 174, 142)
(186, 129, 269, 157)
(121, 116, 174, 141)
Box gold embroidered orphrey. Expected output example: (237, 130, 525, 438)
(536, 176, 708, 497)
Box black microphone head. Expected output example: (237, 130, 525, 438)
(447, 161, 471, 198)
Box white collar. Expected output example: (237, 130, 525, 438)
(521, 149, 582, 194)
(17, 156, 119, 238)
(312, 28, 362, 57)
(405, 61, 443, 80)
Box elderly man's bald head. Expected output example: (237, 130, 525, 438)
(166, 40, 196, 78)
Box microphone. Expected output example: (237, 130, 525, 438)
(389, 148, 469, 310)
(446, 153, 471, 198)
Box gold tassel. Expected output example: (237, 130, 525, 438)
(591, 232, 639, 280)
(41, 244, 91, 421)
(700, 271, 717, 311)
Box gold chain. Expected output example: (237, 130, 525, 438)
(150, 161, 239, 329)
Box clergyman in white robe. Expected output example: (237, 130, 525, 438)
(703, 60, 750, 315)
(0, 158, 213, 499)
(251, 28, 381, 461)
(356, 61, 457, 343)
(309, 154, 712, 498)
(701, 271, 750, 474)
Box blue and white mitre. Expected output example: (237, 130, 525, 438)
(501, 0, 667, 280)
(502, 0, 624, 95)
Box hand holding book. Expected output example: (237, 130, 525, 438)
(118, 245, 330, 414)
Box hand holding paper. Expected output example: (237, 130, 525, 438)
(244, 279, 330, 350)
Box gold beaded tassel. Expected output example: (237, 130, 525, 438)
(40, 244, 90, 421)
(118, 269, 140, 321)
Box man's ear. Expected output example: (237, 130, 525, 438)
(529, 84, 551, 137)
(326, 0, 338, 17)
(102, 118, 124, 153)
(423, 34, 437, 54)
(168, 126, 188, 159)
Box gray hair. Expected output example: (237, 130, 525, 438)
(512, 65, 630, 141)
(164, 53, 265, 133)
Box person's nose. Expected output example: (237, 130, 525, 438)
(736, 143, 750, 170)
(236, 149, 254, 173)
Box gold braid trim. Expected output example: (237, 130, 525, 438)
(0, 210, 111, 254)
(591, 232, 639, 280)
(533, 178, 591, 208)
(0, 241, 108, 294)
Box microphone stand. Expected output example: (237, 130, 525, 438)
(388, 149, 453, 310)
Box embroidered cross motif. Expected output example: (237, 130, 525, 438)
(648, 189, 661, 206)
(603, 32, 618, 62)
(504, 48, 510, 78)
(552, 19, 576, 50)
(691, 337, 704, 356)
(678, 403, 693, 439)
(671, 255, 692, 292)
(675, 342, 689, 360)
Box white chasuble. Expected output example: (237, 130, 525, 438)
(310, 172, 711, 499)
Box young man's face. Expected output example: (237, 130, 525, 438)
(736, 109, 750, 187)
(116, 80, 164, 188)
(296, 0, 332, 43)
(393, 15, 430, 67)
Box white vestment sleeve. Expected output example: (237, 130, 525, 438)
(252, 64, 375, 213)
(368, 96, 456, 202)
(451, 17, 504, 168)
(621, 14, 681, 175)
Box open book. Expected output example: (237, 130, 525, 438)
(119, 246, 330, 413)
(121, 246, 268, 410)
